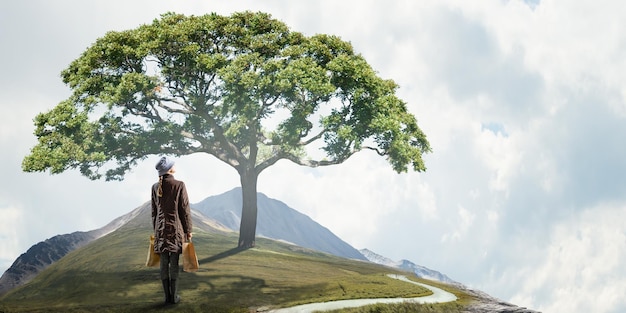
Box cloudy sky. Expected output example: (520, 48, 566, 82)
(2, 1, 625, 312)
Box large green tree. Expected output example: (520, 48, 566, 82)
(23, 11, 431, 248)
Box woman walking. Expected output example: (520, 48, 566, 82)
(151, 156, 193, 304)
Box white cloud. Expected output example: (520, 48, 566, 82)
(258, 153, 402, 249)
(475, 121, 522, 195)
(441, 205, 476, 243)
(507, 203, 626, 313)
(411, 180, 439, 221)
(0, 206, 22, 271)
(2, 1, 626, 312)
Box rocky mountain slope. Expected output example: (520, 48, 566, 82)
(194, 187, 366, 260)
(360, 248, 539, 313)
(0, 231, 96, 296)
(0, 201, 229, 296)
(360, 248, 459, 285)
(0, 204, 144, 296)
(461, 288, 541, 313)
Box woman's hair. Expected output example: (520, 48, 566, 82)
(157, 176, 163, 197)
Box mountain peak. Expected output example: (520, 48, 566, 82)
(193, 188, 367, 261)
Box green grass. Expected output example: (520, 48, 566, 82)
(325, 301, 465, 313)
(0, 221, 469, 313)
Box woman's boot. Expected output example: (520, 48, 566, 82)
(170, 279, 180, 304)
(161, 279, 171, 304)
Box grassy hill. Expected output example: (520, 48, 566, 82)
(0, 213, 471, 313)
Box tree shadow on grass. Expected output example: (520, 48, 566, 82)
(198, 246, 247, 264)
(0, 268, 267, 312)
(0, 265, 338, 312)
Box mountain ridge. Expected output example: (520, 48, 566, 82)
(194, 187, 367, 261)
(0, 204, 146, 296)
(359, 248, 460, 286)
(0, 201, 230, 296)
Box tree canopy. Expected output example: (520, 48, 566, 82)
(23, 11, 431, 247)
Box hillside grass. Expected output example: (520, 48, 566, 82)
(0, 225, 470, 313)
(326, 301, 465, 313)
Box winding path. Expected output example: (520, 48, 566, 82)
(269, 274, 458, 313)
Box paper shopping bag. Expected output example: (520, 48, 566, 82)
(182, 240, 199, 272)
(146, 235, 160, 267)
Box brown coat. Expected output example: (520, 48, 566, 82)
(151, 174, 192, 254)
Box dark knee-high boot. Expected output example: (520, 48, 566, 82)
(169, 279, 180, 304)
(161, 279, 171, 304)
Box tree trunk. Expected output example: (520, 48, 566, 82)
(238, 168, 258, 248)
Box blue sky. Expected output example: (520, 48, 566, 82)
(2, 1, 626, 312)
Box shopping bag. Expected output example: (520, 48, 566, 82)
(146, 235, 160, 267)
(182, 240, 199, 272)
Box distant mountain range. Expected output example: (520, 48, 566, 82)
(359, 248, 460, 286)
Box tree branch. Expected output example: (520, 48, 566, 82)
(284, 155, 343, 167)
(156, 97, 193, 114)
(363, 145, 385, 156)
(299, 127, 327, 146)
(199, 139, 241, 168)
(194, 109, 246, 166)
(126, 104, 163, 122)
(255, 146, 361, 174)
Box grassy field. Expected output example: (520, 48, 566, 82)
(0, 221, 471, 313)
